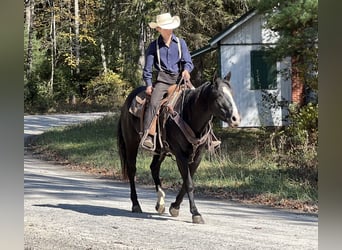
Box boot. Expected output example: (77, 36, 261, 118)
(143, 134, 154, 149)
(142, 114, 157, 150)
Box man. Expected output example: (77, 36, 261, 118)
(141, 13, 221, 151)
(141, 13, 193, 149)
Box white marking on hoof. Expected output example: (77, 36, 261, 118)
(155, 203, 165, 214)
(155, 186, 165, 214)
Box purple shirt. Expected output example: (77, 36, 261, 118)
(143, 34, 194, 86)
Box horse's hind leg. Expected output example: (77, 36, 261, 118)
(150, 154, 166, 214)
(128, 166, 142, 213)
(156, 185, 166, 214)
(126, 148, 142, 213)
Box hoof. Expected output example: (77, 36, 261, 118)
(132, 204, 142, 213)
(169, 206, 179, 217)
(155, 203, 165, 214)
(192, 215, 204, 224)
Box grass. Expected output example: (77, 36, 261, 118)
(29, 113, 318, 212)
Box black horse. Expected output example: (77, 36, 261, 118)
(117, 72, 240, 223)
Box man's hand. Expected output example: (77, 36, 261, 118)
(182, 70, 191, 81)
(145, 86, 153, 95)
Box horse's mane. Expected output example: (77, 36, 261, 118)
(183, 81, 212, 107)
(173, 81, 213, 124)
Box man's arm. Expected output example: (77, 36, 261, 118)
(143, 41, 156, 87)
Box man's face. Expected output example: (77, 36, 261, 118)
(156, 27, 173, 37)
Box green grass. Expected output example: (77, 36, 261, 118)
(30, 113, 318, 210)
(31, 115, 121, 173)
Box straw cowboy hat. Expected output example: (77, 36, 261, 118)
(149, 13, 180, 29)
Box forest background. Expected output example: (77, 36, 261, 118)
(24, 0, 253, 113)
(24, 0, 317, 114)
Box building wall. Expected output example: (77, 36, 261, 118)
(219, 14, 291, 127)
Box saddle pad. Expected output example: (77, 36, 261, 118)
(129, 91, 146, 118)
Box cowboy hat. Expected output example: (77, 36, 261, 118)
(149, 13, 180, 29)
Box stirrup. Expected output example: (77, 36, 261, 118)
(140, 132, 157, 151)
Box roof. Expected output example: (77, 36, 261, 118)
(191, 9, 258, 58)
(191, 45, 216, 58)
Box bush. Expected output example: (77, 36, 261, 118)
(270, 103, 318, 184)
(286, 103, 318, 145)
(84, 71, 133, 110)
(24, 80, 55, 113)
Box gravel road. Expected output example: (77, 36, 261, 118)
(24, 113, 318, 250)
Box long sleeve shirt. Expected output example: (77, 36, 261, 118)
(143, 34, 194, 87)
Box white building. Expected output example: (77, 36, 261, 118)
(192, 10, 298, 127)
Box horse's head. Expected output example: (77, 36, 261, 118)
(209, 72, 241, 127)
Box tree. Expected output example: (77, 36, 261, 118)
(24, 0, 253, 112)
(252, 0, 318, 170)
(24, 0, 34, 81)
(74, 0, 80, 95)
(47, 0, 56, 94)
(252, 0, 318, 105)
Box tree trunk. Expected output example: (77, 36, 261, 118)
(100, 37, 108, 74)
(74, 0, 81, 96)
(25, 0, 34, 81)
(67, 0, 76, 105)
(138, 20, 145, 71)
(49, 0, 56, 94)
(291, 56, 304, 106)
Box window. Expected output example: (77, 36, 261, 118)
(250, 50, 277, 90)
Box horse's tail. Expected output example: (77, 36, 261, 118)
(117, 113, 128, 180)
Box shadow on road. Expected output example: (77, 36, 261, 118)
(34, 203, 170, 221)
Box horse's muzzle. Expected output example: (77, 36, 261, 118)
(229, 112, 241, 127)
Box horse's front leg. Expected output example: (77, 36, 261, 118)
(150, 154, 166, 214)
(170, 156, 204, 224)
(185, 170, 204, 224)
(169, 182, 186, 217)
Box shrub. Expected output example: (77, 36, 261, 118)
(84, 71, 133, 110)
(24, 80, 55, 113)
(286, 103, 318, 145)
(270, 103, 318, 184)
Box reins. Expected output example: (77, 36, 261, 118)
(164, 80, 212, 163)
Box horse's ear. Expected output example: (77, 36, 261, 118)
(212, 70, 218, 83)
(224, 71, 231, 81)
